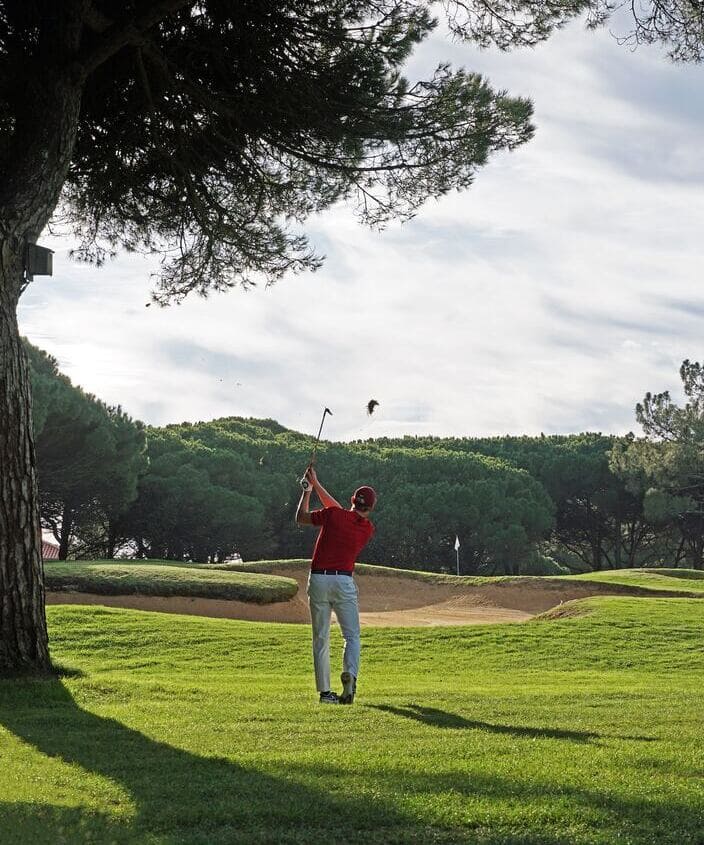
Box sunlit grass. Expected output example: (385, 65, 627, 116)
(0, 597, 702, 843)
(44, 561, 297, 603)
(565, 568, 704, 594)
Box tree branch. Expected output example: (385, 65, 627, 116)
(77, 0, 195, 78)
(83, 2, 113, 33)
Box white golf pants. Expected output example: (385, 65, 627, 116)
(307, 572, 360, 693)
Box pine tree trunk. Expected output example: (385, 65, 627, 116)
(105, 528, 117, 559)
(689, 532, 704, 570)
(591, 541, 601, 571)
(58, 504, 74, 560)
(0, 252, 51, 673)
(0, 55, 83, 671)
(614, 501, 622, 568)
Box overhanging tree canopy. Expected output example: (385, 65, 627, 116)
(15, 1, 537, 302)
(442, 1, 704, 59)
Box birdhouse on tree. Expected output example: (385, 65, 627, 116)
(25, 242, 54, 281)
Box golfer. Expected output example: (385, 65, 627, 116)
(296, 465, 376, 704)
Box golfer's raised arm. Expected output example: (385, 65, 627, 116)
(296, 487, 314, 526)
(308, 466, 341, 508)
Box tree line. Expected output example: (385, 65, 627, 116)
(28, 342, 704, 573)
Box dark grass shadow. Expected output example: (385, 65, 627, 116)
(367, 703, 656, 743)
(0, 801, 122, 845)
(0, 662, 84, 681)
(0, 678, 421, 844)
(53, 662, 86, 679)
(0, 681, 673, 844)
(295, 760, 704, 845)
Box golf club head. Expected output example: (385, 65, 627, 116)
(314, 408, 333, 445)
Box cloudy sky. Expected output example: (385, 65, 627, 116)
(18, 13, 704, 443)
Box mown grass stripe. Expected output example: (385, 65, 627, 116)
(1, 597, 702, 843)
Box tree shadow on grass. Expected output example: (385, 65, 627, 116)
(0, 681, 672, 845)
(367, 703, 656, 743)
(297, 760, 704, 845)
(0, 801, 121, 845)
(0, 678, 424, 845)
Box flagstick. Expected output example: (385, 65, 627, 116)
(456, 547, 460, 577)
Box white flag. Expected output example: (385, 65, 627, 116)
(454, 535, 460, 551)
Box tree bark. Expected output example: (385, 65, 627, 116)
(614, 500, 622, 569)
(58, 503, 74, 561)
(105, 526, 117, 559)
(0, 59, 83, 671)
(1, 4, 198, 669)
(0, 262, 51, 673)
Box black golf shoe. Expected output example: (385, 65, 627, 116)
(319, 690, 340, 704)
(339, 672, 356, 705)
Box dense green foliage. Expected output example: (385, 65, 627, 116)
(30, 350, 704, 574)
(372, 433, 658, 570)
(4, 2, 536, 301)
(26, 342, 146, 559)
(611, 360, 704, 570)
(119, 419, 553, 572)
(0, 598, 702, 843)
(111, 420, 704, 572)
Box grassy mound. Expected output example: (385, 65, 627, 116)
(44, 560, 704, 613)
(44, 560, 298, 604)
(566, 568, 704, 594)
(1, 597, 702, 843)
(235, 559, 704, 596)
(233, 558, 501, 585)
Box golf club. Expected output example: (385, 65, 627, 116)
(300, 407, 332, 490)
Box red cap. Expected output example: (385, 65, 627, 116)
(352, 486, 376, 510)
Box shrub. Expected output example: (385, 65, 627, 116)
(519, 551, 569, 576)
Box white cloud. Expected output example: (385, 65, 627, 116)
(17, 17, 704, 441)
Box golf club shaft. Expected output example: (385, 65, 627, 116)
(309, 407, 331, 465)
(301, 407, 332, 490)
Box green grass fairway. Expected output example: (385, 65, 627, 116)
(566, 568, 704, 594)
(44, 561, 297, 603)
(1, 599, 703, 843)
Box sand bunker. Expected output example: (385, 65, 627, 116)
(45, 565, 674, 627)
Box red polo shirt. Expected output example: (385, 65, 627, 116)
(310, 506, 374, 572)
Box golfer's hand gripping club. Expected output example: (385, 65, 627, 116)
(300, 408, 331, 492)
(300, 464, 314, 491)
